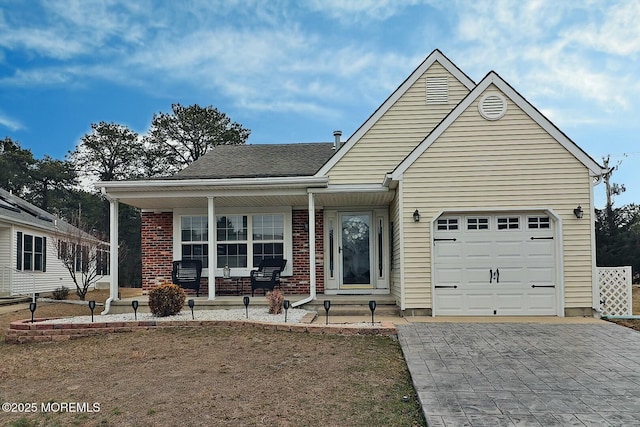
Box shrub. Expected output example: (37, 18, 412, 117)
(52, 286, 70, 300)
(148, 283, 186, 317)
(266, 289, 284, 314)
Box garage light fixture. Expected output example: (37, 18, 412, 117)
(573, 205, 584, 219)
(413, 210, 420, 222)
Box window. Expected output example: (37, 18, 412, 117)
(251, 214, 284, 266)
(97, 245, 110, 276)
(467, 217, 489, 230)
(182, 216, 210, 268)
(437, 218, 458, 231)
(16, 232, 46, 272)
(178, 212, 287, 271)
(497, 217, 520, 230)
(528, 216, 550, 229)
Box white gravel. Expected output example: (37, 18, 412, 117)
(38, 307, 314, 324)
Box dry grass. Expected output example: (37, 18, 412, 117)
(0, 290, 425, 427)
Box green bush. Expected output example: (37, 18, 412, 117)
(266, 289, 284, 314)
(52, 286, 70, 300)
(148, 283, 186, 317)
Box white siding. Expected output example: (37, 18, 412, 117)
(400, 86, 594, 312)
(9, 225, 108, 296)
(327, 62, 471, 184)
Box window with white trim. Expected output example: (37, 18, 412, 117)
(182, 216, 210, 268)
(528, 216, 550, 229)
(16, 232, 46, 272)
(467, 217, 489, 230)
(497, 217, 520, 230)
(178, 212, 287, 271)
(437, 218, 459, 231)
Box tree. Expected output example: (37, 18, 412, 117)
(144, 103, 250, 175)
(52, 215, 114, 300)
(30, 156, 78, 214)
(71, 122, 142, 182)
(595, 155, 639, 279)
(0, 137, 35, 196)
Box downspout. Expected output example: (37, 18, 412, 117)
(292, 192, 316, 308)
(101, 193, 119, 315)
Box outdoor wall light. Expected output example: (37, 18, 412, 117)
(88, 300, 96, 322)
(573, 205, 584, 219)
(188, 299, 195, 320)
(131, 300, 139, 320)
(369, 300, 377, 326)
(323, 300, 331, 325)
(243, 296, 250, 319)
(283, 300, 290, 323)
(29, 302, 37, 323)
(413, 209, 420, 222)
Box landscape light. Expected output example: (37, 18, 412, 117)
(131, 300, 139, 320)
(243, 296, 250, 319)
(29, 302, 37, 323)
(88, 300, 96, 322)
(283, 300, 290, 323)
(188, 299, 195, 320)
(369, 300, 377, 326)
(323, 300, 331, 325)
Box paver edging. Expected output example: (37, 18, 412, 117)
(5, 318, 397, 344)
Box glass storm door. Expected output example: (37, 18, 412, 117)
(339, 213, 372, 287)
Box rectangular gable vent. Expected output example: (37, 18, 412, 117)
(426, 76, 448, 104)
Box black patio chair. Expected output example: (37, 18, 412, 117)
(250, 258, 287, 296)
(172, 259, 203, 297)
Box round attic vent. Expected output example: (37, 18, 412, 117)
(478, 92, 507, 120)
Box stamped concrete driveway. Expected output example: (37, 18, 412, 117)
(398, 321, 640, 427)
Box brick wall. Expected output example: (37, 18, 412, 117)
(141, 209, 324, 296)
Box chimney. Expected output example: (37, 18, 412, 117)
(333, 130, 342, 150)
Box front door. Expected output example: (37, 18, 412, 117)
(339, 213, 372, 288)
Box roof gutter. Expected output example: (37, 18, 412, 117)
(97, 176, 329, 192)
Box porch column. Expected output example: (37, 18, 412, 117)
(207, 196, 216, 300)
(109, 198, 119, 302)
(308, 192, 316, 300)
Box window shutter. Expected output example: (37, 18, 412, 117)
(16, 232, 22, 270)
(42, 237, 47, 272)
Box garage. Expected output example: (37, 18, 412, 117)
(433, 213, 558, 316)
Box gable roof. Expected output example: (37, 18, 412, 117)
(315, 49, 476, 177)
(389, 71, 607, 180)
(0, 188, 59, 231)
(170, 143, 336, 180)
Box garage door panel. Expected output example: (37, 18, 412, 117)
(527, 266, 554, 284)
(434, 267, 462, 286)
(433, 241, 462, 261)
(433, 213, 557, 316)
(495, 240, 525, 258)
(465, 240, 493, 260)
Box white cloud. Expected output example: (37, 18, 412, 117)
(0, 112, 24, 132)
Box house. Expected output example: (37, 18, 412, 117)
(0, 188, 110, 297)
(98, 50, 607, 317)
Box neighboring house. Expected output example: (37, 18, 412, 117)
(99, 50, 607, 317)
(0, 188, 110, 297)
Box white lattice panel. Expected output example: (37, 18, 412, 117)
(598, 266, 632, 316)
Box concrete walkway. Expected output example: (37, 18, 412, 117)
(398, 321, 640, 426)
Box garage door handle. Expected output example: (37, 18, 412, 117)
(490, 269, 499, 283)
(531, 284, 555, 288)
(435, 285, 458, 289)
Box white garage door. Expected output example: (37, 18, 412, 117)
(433, 214, 557, 316)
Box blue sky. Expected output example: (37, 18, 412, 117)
(0, 0, 638, 208)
